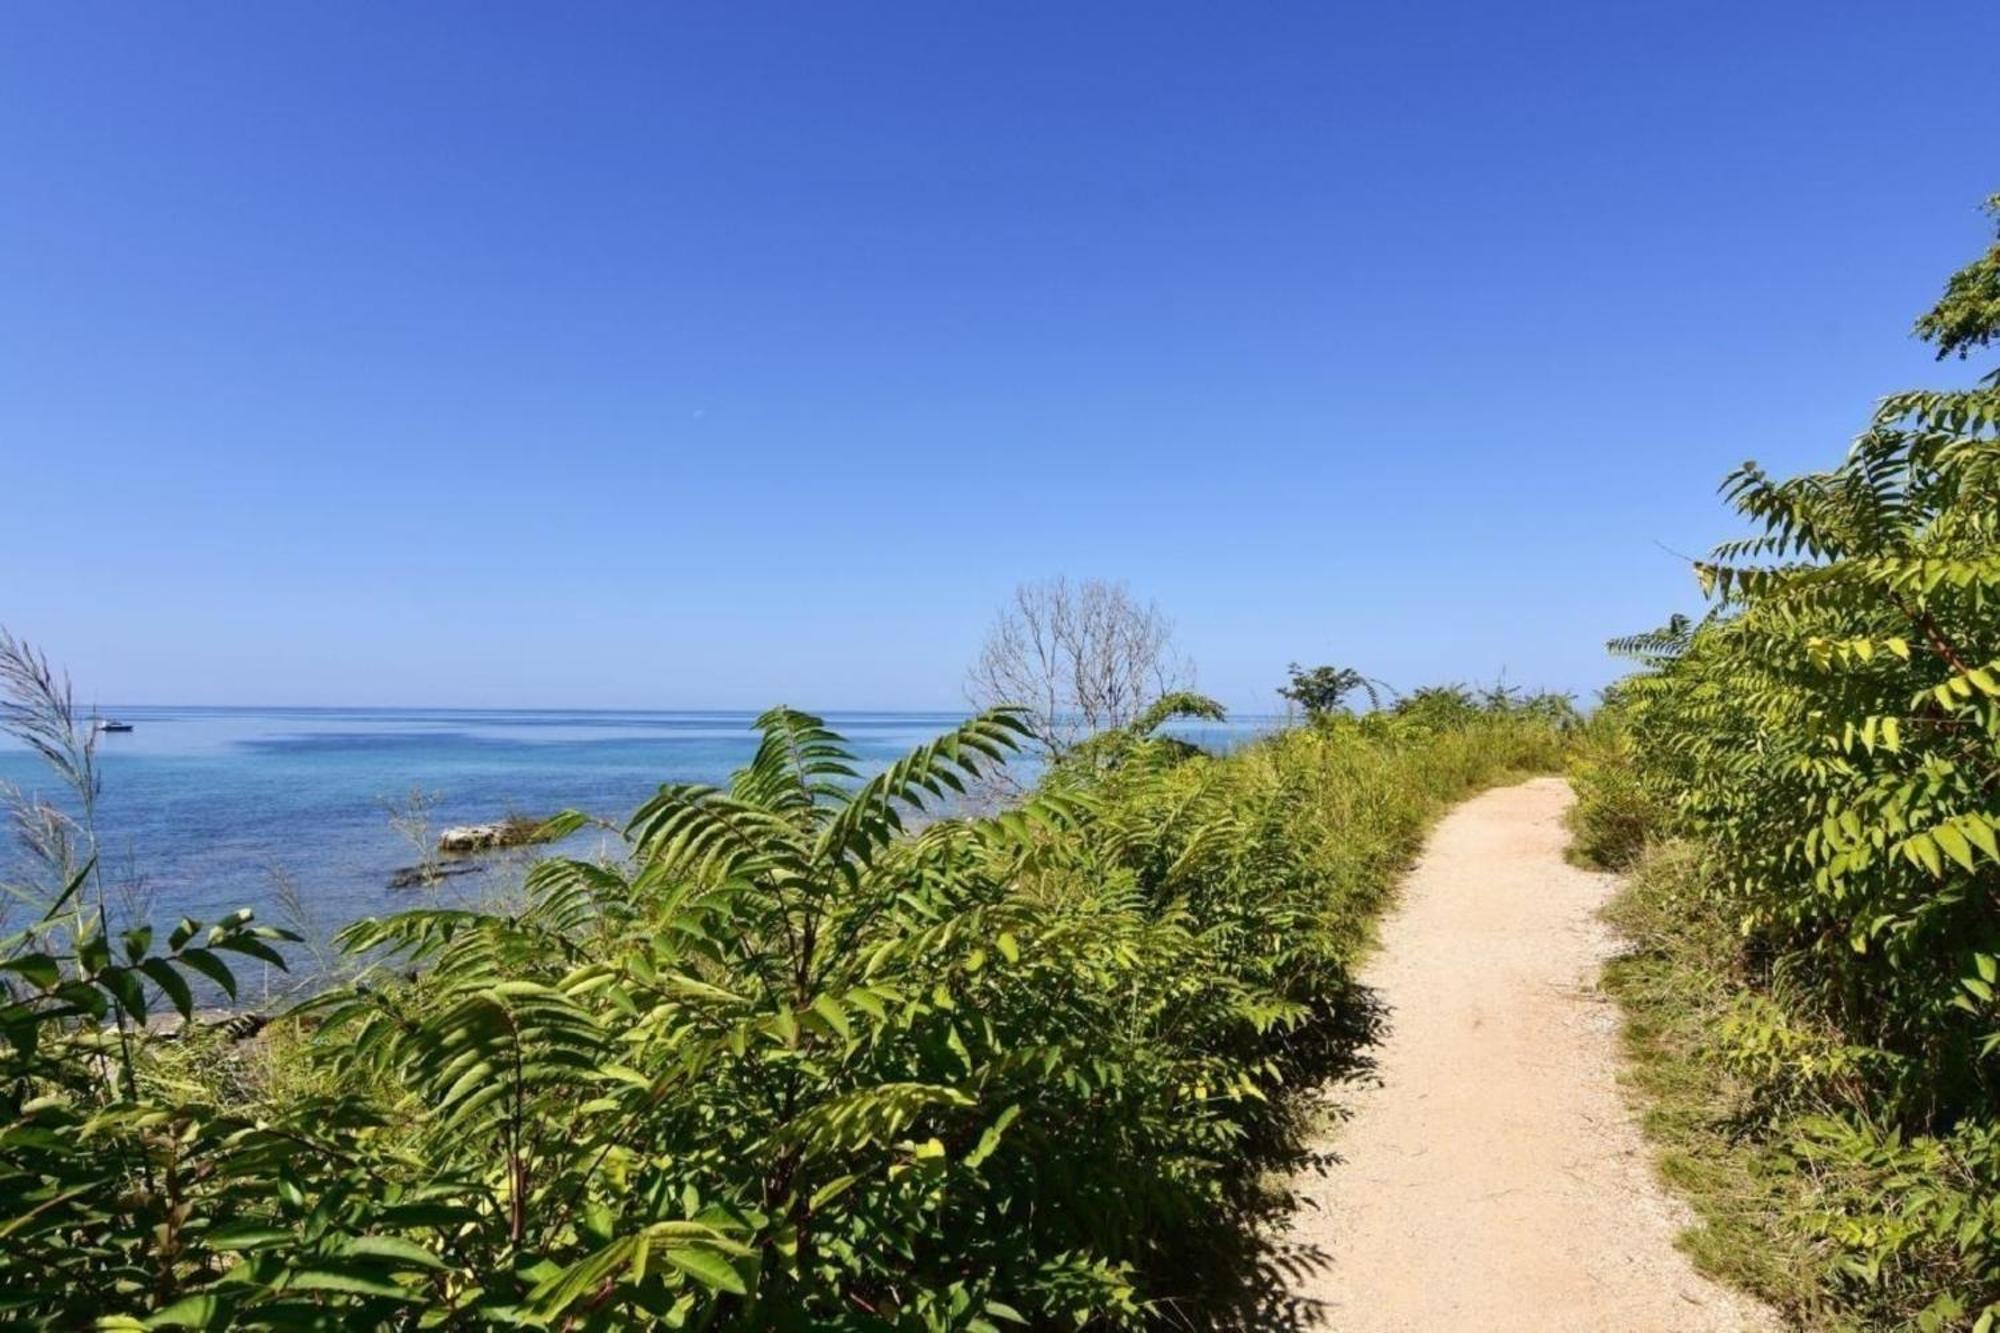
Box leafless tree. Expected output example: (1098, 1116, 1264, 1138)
(380, 783, 452, 890)
(967, 577, 1194, 760)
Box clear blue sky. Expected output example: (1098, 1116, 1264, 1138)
(3, 3, 1996, 711)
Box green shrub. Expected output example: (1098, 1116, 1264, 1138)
(1, 681, 1564, 1329)
(1608, 839, 2000, 1333)
(1379, 681, 1580, 742)
(1604, 197, 2000, 1330)
(1564, 708, 1670, 870)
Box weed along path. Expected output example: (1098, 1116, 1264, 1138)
(1275, 778, 1774, 1332)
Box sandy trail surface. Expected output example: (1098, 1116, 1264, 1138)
(1276, 777, 1774, 1331)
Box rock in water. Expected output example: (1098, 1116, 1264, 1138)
(436, 815, 556, 854)
(388, 861, 486, 890)
(438, 824, 509, 853)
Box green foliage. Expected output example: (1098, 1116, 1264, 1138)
(1052, 689, 1227, 773)
(0, 886, 315, 1328)
(2, 689, 1564, 1328)
(1917, 195, 2000, 360)
(1599, 842, 1858, 1327)
(1276, 663, 1386, 716)
(1564, 708, 1670, 871)
(1377, 680, 1578, 740)
(1602, 199, 2000, 1329)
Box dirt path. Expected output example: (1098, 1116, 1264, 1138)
(1277, 777, 1774, 1331)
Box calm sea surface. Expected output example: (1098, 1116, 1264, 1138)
(0, 707, 1279, 962)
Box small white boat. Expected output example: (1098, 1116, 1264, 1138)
(95, 719, 134, 733)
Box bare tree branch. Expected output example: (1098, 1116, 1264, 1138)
(965, 577, 1194, 760)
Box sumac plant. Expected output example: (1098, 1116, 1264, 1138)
(1606, 198, 2000, 1328)
(4, 656, 1562, 1328)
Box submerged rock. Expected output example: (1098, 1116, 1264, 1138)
(146, 1010, 271, 1040)
(388, 860, 487, 890)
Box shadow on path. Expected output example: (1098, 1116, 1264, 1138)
(1138, 981, 1390, 1332)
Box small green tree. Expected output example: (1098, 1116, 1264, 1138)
(1277, 662, 1387, 716)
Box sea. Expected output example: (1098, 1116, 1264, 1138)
(0, 706, 1279, 982)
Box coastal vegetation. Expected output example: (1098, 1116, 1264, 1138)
(1571, 198, 2000, 1330)
(1, 627, 1569, 1330)
(1274, 664, 1390, 718)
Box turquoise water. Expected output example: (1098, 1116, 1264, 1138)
(0, 707, 1278, 960)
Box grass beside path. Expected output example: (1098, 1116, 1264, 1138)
(1601, 841, 1852, 1331)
